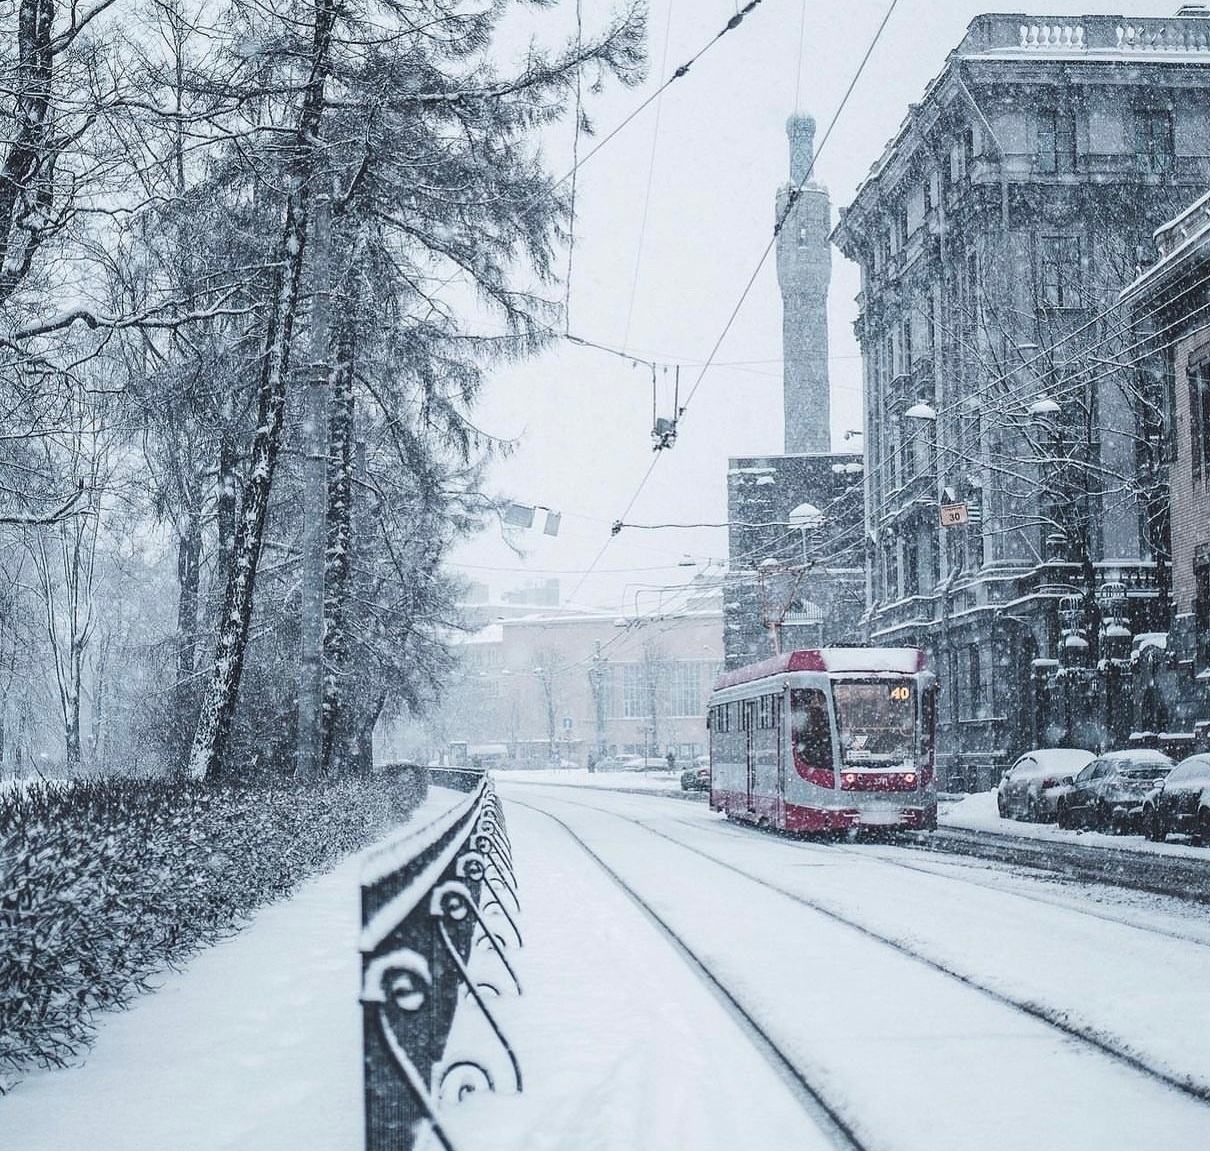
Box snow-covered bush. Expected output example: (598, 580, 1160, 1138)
(0, 771, 424, 1090)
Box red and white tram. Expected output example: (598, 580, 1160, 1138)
(708, 647, 937, 833)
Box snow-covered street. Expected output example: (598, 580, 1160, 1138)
(3, 778, 1210, 1150)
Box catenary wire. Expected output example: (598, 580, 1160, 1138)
(566, 0, 902, 605)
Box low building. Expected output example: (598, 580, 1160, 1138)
(442, 586, 724, 768)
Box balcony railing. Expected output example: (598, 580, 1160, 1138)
(963, 14, 1210, 55)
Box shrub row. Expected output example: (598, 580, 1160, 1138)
(0, 772, 425, 1090)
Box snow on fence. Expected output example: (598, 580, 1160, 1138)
(360, 768, 521, 1151)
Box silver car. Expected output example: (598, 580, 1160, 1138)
(997, 748, 1095, 822)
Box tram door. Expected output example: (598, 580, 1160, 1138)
(743, 700, 757, 812)
(773, 693, 784, 828)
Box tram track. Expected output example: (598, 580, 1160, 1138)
(511, 797, 870, 1151)
(654, 806, 1210, 951)
(517, 779, 1210, 946)
(540, 778, 1210, 905)
(510, 785, 1210, 1111)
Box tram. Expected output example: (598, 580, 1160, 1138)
(708, 647, 937, 833)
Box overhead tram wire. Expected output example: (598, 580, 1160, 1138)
(620, 0, 677, 351)
(415, 3, 775, 324)
(566, 0, 903, 605)
(553, 1, 771, 200)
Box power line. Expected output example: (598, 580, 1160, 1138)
(566, 0, 902, 603)
(621, 0, 677, 351)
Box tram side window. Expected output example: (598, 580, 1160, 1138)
(757, 694, 774, 729)
(790, 689, 832, 769)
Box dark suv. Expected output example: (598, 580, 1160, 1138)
(1055, 749, 1174, 833)
(1141, 754, 1210, 844)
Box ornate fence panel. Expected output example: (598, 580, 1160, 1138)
(360, 769, 521, 1151)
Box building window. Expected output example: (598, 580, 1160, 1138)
(1189, 360, 1210, 480)
(923, 172, 934, 214)
(962, 643, 983, 719)
(1136, 109, 1174, 174)
(1037, 108, 1076, 174)
(668, 661, 706, 717)
(1196, 561, 1210, 671)
(1040, 236, 1081, 309)
(963, 126, 977, 170)
(903, 543, 920, 597)
(621, 663, 647, 719)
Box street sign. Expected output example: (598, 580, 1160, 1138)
(939, 502, 969, 527)
(562, 716, 573, 730)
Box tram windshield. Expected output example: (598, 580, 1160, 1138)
(832, 680, 916, 765)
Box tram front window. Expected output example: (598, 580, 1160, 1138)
(832, 681, 916, 764)
(790, 688, 832, 771)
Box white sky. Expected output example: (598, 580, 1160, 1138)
(454, 0, 1187, 615)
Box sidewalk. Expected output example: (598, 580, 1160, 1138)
(0, 786, 819, 1151)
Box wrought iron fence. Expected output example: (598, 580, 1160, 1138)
(360, 768, 522, 1150)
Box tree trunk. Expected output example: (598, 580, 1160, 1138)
(0, 0, 55, 305)
(176, 518, 201, 677)
(187, 0, 338, 782)
(321, 294, 357, 771)
(215, 414, 238, 592)
(296, 194, 330, 781)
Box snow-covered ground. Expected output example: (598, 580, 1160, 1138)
(492, 767, 686, 792)
(5, 778, 1209, 1151)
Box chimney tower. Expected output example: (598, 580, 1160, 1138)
(775, 113, 832, 454)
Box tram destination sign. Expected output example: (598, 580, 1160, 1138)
(939, 501, 969, 527)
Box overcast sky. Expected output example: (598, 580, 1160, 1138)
(452, 0, 1186, 615)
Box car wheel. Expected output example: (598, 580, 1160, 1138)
(1196, 809, 1210, 848)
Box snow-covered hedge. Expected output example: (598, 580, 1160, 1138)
(0, 772, 424, 1090)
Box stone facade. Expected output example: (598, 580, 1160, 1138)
(723, 453, 865, 669)
(832, 11, 1210, 785)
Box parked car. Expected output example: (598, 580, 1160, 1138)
(680, 759, 710, 792)
(1055, 749, 1174, 832)
(595, 754, 654, 772)
(1141, 753, 1210, 844)
(996, 748, 1094, 821)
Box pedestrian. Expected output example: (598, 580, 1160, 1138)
(665, 749, 676, 771)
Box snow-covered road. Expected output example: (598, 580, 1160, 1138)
(484, 780, 1210, 1151)
(3, 778, 1209, 1151)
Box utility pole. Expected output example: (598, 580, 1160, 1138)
(296, 189, 330, 781)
